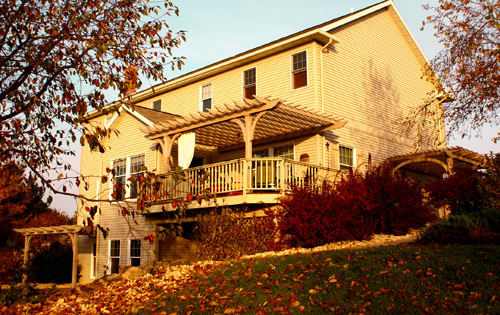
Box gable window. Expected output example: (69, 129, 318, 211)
(112, 154, 145, 200)
(152, 99, 161, 111)
(243, 68, 256, 99)
(201, 83, 212, 112)
(292, 50, 307, 89)
(339, 145, 354, 168)
(109, 240, 120, 274)
(129, 239, 141, 267)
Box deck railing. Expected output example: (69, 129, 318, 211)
(145, 158, 335, 204)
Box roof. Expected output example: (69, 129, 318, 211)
(141, 96, 347, 149)
(131, 105, 180, 125)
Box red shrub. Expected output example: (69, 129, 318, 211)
(269, 164, 435, 248)
(425, 168, 482, 214)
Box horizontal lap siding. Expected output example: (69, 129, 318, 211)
(79, 112, 157, 278)
(322, 9, 440, 161)
(136, 43, 317, 118)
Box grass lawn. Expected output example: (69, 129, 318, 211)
(138, 244, 500, 314)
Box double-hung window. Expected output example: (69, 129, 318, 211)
(112, 154, 145, 200)
(129, 155, 145, 198)
(292, 51, 307, 89)
(243, 68, 256, 99)
(113, 159, 127, 200)
(201, 83, 212, 112)
(109, 240, 120, 274)
(292, 50, 307, 90)
(129, 240, 141, 267)
(339, 145, 355, 168)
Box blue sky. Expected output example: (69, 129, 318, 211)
(52, 0, 500, 214)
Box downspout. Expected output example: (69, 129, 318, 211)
(320, 38, 333, 166)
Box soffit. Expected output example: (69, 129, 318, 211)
(141, 96, 347, 149)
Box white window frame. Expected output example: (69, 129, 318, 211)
(108, 239, 121, 275)
(290, 50, 308, 90)
(90, 242, 97, 279)
(242, 67, 257, 99)
(152, 99, 162, 111)
(110, 153, 146, 200)
(128, 239, 142, 267)
(200, 83, 212, 112)
(339, 145, 356, 169)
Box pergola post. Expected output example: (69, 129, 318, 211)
(22, 235, 33, 285)
(68, 232, 80, 290)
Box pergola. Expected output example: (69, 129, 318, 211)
(14, 225, 85, 290)
(386, 146, 485, 177)
(141, 96, 347, 171)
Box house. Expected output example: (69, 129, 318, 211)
(75, 0, 481, 284)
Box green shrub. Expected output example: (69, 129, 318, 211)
(26, 241, 81, 283)
(194, 209, 277, 261)
(419, 210, 500, 244)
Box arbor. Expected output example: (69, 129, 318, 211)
(0, 0, 185, 194)
(424, 0, 500, 140)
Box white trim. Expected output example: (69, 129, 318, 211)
(319, 1, 392, 32)
(128, 239, 142, 266)
(104, 104, 154, 129)
(122, 105, 154, 127)
(290, 50, 309, 91)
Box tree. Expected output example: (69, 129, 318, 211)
(0, 0, 185, 194)
(424, 0, 500, 140)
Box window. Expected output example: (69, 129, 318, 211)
(243, 68, 256, 99)
(109, 240, 120, 274)
(292, 51, 307, 89)
(112, 154, 145, 200)
(253, 149, 269, 158)
(129, 240, 141, 267)
(152, 99, 161, 111)
(91, 242, 97, 279)
(201, 83, 212, 112)
(339, 145, 354, 168)
(274, 144, 294, 159)
(112, 159, 126, 200)
(129, 155, 145, 198)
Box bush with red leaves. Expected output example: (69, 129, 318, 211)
(269, 164, 435, 248)
(425, 168, 483, 215)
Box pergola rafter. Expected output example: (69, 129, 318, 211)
(140, 96, 347, 172)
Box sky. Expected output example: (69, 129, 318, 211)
(51, 0, 500, 214)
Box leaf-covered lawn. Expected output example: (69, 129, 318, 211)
(142, 244, 500, 315)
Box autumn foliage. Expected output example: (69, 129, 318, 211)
(424, 0, 500, 139)
(270, 165, 435, 248)
(194, 209, 277, 261)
